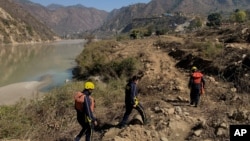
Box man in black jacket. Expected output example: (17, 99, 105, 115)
(118, 75, 147, 128)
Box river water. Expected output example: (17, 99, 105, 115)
(0, 39, 85, 91)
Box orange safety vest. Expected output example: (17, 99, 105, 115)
(74, 91, 94, 112)
(192, 72, 203, 84)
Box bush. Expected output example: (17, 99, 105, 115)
(75, 40, 140, 81)
(191, 42, 223, 58)
(207, 13, 222, 27)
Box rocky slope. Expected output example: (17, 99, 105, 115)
(0, 0, 57, 44)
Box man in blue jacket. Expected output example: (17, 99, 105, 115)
(118, 75, 147, 128)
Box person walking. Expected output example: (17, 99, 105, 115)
(188, 66, 205, 107)
(74, 81, 97, 141)
(118, 75, 147, 128)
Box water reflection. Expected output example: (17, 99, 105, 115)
(0, 40, 85, 90)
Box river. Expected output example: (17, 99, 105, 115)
(0, 39, 85, 91)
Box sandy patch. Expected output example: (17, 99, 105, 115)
(0, 81, 50, 105)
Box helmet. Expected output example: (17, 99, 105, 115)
(191, 66, 197, 71)
(84, 82, 95, 89)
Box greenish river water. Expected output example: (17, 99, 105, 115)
(0, 39, 85, 91)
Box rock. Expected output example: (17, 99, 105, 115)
(197, 118, 207, 128)
(203, 139, 213, 141)
(175, 115, 181, 120)
(154, 106, 163, 113)
(160, 137, 169, 141)
(183, 112, 190, 116)
(216, 128, 227, 136)
(230, 87, 237, 92)
(219, 122, 228, 129)
(177, 96, 187, 102)
(194, 129, 203, 136)
(230, 109, 249, 121)
(175, 106, 182, 115)
(144, 63, 151, 69)
(167, 108, 175, 115)
(207, 76, 216, 82)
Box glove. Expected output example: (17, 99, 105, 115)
(133, 98, 139, 107)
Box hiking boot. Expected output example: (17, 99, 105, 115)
(189, 102, 194, 106)
(74, 136, 81, 141)
(118, 124, 126, 129)
(143, 118, 150, 125)
(117, 123, 126, 129)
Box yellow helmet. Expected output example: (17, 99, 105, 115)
(84, 82, 95, 89)
(191, 66, 197, 71)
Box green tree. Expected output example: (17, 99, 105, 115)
(188, 17, 203, 29)
(130, 29, 141, 39)
(231, 9, 247, 23)
(206, 13, 222, 27)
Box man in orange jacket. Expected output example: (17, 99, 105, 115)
(74, 81, 97, 141)
(188, 66, 205, 107)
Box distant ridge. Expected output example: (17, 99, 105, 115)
(100, 0, 250, 33)
(14, 0, 109, 37)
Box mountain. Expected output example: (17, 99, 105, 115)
(14, 0, 109, 37)
(100, 0, 250, 33)
(8, 0, 250, 39)
(0, 0, 56, 44)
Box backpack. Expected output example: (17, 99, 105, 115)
(192, 72, 203, 84)
(74, 91, 94, 112)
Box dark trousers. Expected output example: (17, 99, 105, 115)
(76, 112, 93, 141)
(190, 88, 200, 106)
(120, 103, 146, 125)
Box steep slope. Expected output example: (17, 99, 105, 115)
(0, 0, 56, 44)
(14, 0, 109, 36)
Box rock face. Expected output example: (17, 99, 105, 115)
(0, 0, 57, 44)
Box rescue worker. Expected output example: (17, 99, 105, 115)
(118, 75, 147, 128)
(74, 81, 97, 141)
(188, 66, 205, 107)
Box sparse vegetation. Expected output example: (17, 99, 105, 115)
(74, 40, 142, 81)
(188, 17, 203, 30)
(0, 79, 129, 140)
(192, 42, 223, 58)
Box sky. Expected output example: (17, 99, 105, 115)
(29, 0, 151, 12)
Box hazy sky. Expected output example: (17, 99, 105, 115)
(29, 0, 151, 12)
